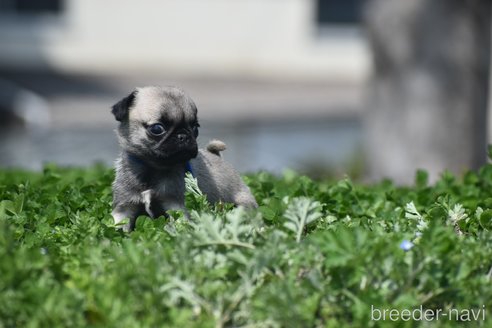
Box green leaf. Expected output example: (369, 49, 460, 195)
(190, 208, 255, 249)
(479, 209, 492, 230)
(283, 197, 322, 243)
(0, 200, 16, 217)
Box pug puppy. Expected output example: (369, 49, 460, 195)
(111, 86, 257, 231)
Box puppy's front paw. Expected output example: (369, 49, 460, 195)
(112, 208, 137, 232)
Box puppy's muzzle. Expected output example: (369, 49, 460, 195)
(176, 133, 189, 143)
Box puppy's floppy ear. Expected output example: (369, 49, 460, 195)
(111, 90, 137, 122)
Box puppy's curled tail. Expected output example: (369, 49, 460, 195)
(207, 139, 226, 157)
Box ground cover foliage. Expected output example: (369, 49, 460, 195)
(1, 156, 492, 327)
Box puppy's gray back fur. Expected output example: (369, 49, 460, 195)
(191, 145, 257, 207)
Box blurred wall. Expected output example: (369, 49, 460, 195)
(0, 0, 369, 80)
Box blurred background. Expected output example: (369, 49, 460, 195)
(0, 0, 490, 183)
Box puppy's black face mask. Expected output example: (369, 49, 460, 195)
(112, 87, 200, 169)
(145, 120, 199, 166)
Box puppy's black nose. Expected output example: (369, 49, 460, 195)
(177, 133, 189, 142)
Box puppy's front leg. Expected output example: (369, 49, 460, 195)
(157, 196, 186, 219)
(112, 204, 141, 232)
(164, 200, 186, 213)
(141, 190, 155, 218)
(143, 190, 185, 219)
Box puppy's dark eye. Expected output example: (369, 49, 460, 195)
(148, 123, 166, 136)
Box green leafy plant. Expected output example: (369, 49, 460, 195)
(283, 197, 322, 242)
(1, 161, 492, 327)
